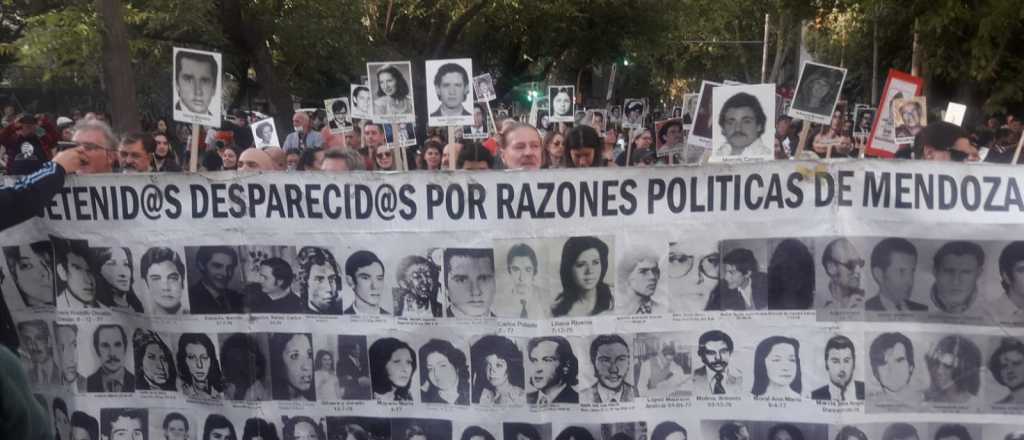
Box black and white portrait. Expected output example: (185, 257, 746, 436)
(550, 236, 615, 318)
(854, 107, 876, 136)
(326, 417, 390, 440)
(17, 318, 58, 386)
(987, 337, 1024, 405)
(750, 335, 802, 399)
(462, 102, 491, 140)
(586, 110, 607, 134)
(239, 246, 303, 314)
(709, 84, 775, 163)
(392, 418, 452, 440)
(526, 336, 580, 405)
(270, 332, 315, 401)
(609, 105, 622, 124)
(344, 250, 390, 316)
(929, 241, 985, 315)
(295, 246, 344, 315)
(863, 238, 927, 313)
(3, 241, 54, 307)
(790, 61, 847, 124)
(53, 237, 100, 309)
(185, 246, 244, 315)
(140, 247, 189, 314)
(549, 86, 575, 123)
(504, 423, 549, 440)
(866, 332, 920, 405)
(351, 84, 373, 120)
(426, 58, 474, 127)
(810, 334, 864, 401)
(689, 81, 721, 149)
(702, 420, 827, 440)
(172, 47, 222, 126)
(393, 253, 443, 318)
(634, 333, 691, 398)
(672, 107, 683, 119)
(85, 323, 135, 393)
(922, 334, 981, 405)
(219, 332, 271, 401)
(493, 240, 551, 319)
(817, 238, 867, 310)
(88, 246, 143, 313)
(622, 99, 645, 129)
(251, 117, 280, 148)
(470, 334, 526, 405)
(617, 247, 667, 314)
(281, 415, 325, 440)
(335, 335, 372, 400)
(682, 93, 699, 125)
(200, 414, 237, 440)
(70, 409, 99, 440)
(369, 336, 417, 402)
(368, 61, 415, 122)
(53, 322, 85, 391)
(443, 248, 496, 318)
(694, 330, 743, 396)
(706, 243, 766, 311)
(325, 97, 354, 134)
(176, 332, 224, 399)
(100, 408, 148, 440)
(149, 410, 193, 440)
(651, 422, 689, 440)
(713, 238, 815, 310)
(992, 241, 1024, 322)
(133, 329, 176, 392)
(892, 97, 927, 143)
(473, 73, 496, 102)
(580, 334, 638, 403)
(418, 337, 471, 405)
(458, 425, 497, 440)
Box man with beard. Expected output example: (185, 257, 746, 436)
(394, 255, 442, 317)
(444, 248, 497, 318)
(710, 92, 772, 161)
(821, 238, 866, 309)
(3, 242, 54, 307)
(580, 334, 638, 403)
(344, 250, 389, 315)
(617, 248, 667, 314)
(247, 257, 303, 313)
(54, 323, 86, 391)
(811, 335, 865, 401)
(930, 241, 985, 315)
(86, 324, 135, 392)
(16, 319, 59, 385)
(188, 246, 244, 314)
(55, 238, 100, 309)
(866, 238, 927, 311)
(526, 336, 579, 404)
(296, 247, 344, 314)
(116, 132, 155, 172)
(141, 247, 187, 314)
(693, 330, 742, 395)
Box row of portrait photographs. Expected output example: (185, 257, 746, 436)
(714, 237, 1024, 326)
(702, 420, 1024, 440)
(789, 61, 848, 126)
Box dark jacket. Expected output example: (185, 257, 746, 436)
(0, 161, 64, 232)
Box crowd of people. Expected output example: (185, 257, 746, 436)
(1, 98, 1020, 177)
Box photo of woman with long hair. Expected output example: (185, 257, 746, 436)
(470, 335, 525, 405)
(418, 338, 470, 405)
(177, 333, 224, 399)
(133, 329, 176, 391)
(270, 333, 315, 401)
(750, 336, 802, 399)
(369, 337, 417, 401)
(91, 247, 143, 312)
(551, 237, 614, 317)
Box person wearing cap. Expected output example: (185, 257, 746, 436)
(1, 113, 60, 174)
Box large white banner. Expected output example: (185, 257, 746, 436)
(4, 161, 1024, 440)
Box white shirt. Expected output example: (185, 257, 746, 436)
(710, 138, 773, 162)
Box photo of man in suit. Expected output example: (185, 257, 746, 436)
(705, 248, 767, 310)
(526, 336, 579, 405)
(811, 335, 865, 401)
(580, 334, 638, 403)
(865, 238, 927, 312)
(693, 330, 742, 395)
(86, 324, 135, 393)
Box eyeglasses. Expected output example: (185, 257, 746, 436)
(77, 141, 111, 151)
(376, 152, 393, 159)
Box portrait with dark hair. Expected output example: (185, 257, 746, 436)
(369, 336, 416, 401)
(242, 417, 279, 440)
(989, 337, 1024, 404)
(173, 47, 222, 124)
(86, 323, 134, 392)
(202, 414, 237, 440)
(326, 97, 353, 134)
(554, 426, 595, 440)
(252, 118, 280, 148)
(344, 250, 389, 316)
(865, 238, 926, 312)
(689, 81, 720, 148)
(161, 412, 192, 440)
(140, 247, 188, 314)
(932, 424, 974, 440)
(868, 332, 918, 403)
(470, 334, 525, 405)
(460, 426, 496, 440)
(833, 426, 867, 440)
(53, 322, 85, 391)
(526, 336, 579, 405)
(650, 422, 687, 440)
(391, 419, 452, 440)
(504, 423, 546, 440)
(494, 241, 548, 319)
(283, 416, 324, 440)
(427, 59, 474, 127)
(623, 99, 645, 129)
(810, 335, 864, 401)
(790, 61, 847, 122)
(133, 329, 176, 391)
(930, 241, 985, 315)
(270, 333, 315, 401)
(767, 424, 805, 440)
(892, 97, 927, 141)
(3, 241, 55, 307)
(186, 246, 244, 314)
(326, 417, 390, 440)
(750, 335, 802, 398)
(694, 330, 742, 395)
(715, 421, 750, 440)
(294, 246, 344, 315)
(443, 248, 496, 318)
(551, 236, 614, 317)
(881, 423, 919, 440)
(923, 334, 981, 404)
(52, 397, 69, 440)
(219, 332, 270, 401)
(368, 62, 415, 121)
(53, 237, 101, 309)
(177, 332, 223, 399)
(709, 84, 775, 162)
(247, 255, 303, 314)
(89, 246, 143, 312)
(100, 408, 147, 440)
(394, 254, 442, 317)
(17, 319, 58, 386)
(71, 411, 99, 440)
(765, 239, 816, 310)
(992, 241, 1024, 322)
(419, 338, 470, 405)
(580, 334, 638, 403)
(336, 335, 371, 400)
(706, 246, 766, 310)
(549, 86, 576, 122)
(351, 84, 373, 120)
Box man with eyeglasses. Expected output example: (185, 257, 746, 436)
(821, 238, 866, 309)
(71, 119, 118, 173)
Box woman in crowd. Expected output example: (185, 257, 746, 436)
(220, 333, 270, 401)
(270, 333, 316, 401)
(417, 140, 444, 170)
(564, 125, 603, 168)
(177, 333, 224, 399)
(219, 147, 238, 171)
(750, 335, 802, 399)
(470, 334, 525, 405)
(375, 147, 396, 171)
(542, 130, 566, 168)
(283, 416, 324, 440)
(419, 338, 471, 405)
(551, 236, 614, 317)
(924, 334, 981, 404)
(91, 247, 144, 312)
(133, 329, 176, 391)
(616, 128, 654, 166)
(152, 132, 182, 172)
(369, 336, 416, 401)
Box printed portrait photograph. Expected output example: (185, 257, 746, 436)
(470, 334, 527, 405)
(709, 84, 776, 163)
(325, 97, 354, 134)
(804, 333, 866, 402)
(172, 47, 222, 126)
(279, 415, 328, 440)
(689, 81, 721, 148)
(100, 408, 148, 440)
(133, 328, 177, 392)
(790, 61, 847, 124)
(52, 236, 99, 310)
(701, 420, 827, 440)
(615, 243, 671, 315)
(369, 334, 419, 402)
(892, 96, 928, 143)
(326, 417, 391, 440)
(648, 421, 691, 440)
(368, 61, 416, 122)
(692, 328, 750, 397)
(139, 246, 190, 315)
(991, 241, 1024, 325)
(586, 109, 608, 134)
(426, 58, 474, 128)
(216, 332, 272, 402)
(622, 99, 645, 129)
(473, 73, 496, 102)
(633, 332, 693, 399)
(81, 322, 135, 393)
(453, 423, 499, 440)
(392, 418, 452, 440)
(525, 335, 581, 405)
(810, 237, 872, 314)
(854, 107, 877, 135)
(572, 334, 638, 404)
(711, 238, 816, 311)
(441, 247, 496, 319)
(549, 86, 576, 123)
(492, 239, 555, 319)
(864, 331, 929, 412)
(548, 235, 616, 318)
(236, 245, 303, 315)
(269, 332, 315, 401)
(417, 335, 471, 405)
(391, 247, 445, 318)
(3, 240, 55, 308)
(505, 423, 551, 440)
(251, 117, 280, 148)
(462, 102, 492, 140)
(148, 409, 199, 440)
(609, 105, 622, 123)
(17, 318, 58, 387)
(351, 84, 373, 120)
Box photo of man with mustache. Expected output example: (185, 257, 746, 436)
(693, 330, 742, 396)
(86, 324, 135, 393)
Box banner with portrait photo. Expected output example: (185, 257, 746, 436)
(171, 47, 223, 127)
(4, 161, 1024, 440)
(368, 62, 416, 123)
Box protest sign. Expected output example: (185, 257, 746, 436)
(368, 61, 416, 123)
(708, 84, 775, 163)
(426, 58, 475, 128)
(891, 96, 928, 144)
(789, 61, 847, 125)
(687, 81, 721, 149)
(944, 102, 967, 126)
(172, 47, 223, 127)
(251, 117, 280, 148)
(549, 86, 576, 123)
(351, 84, 373, 120)
(865, 70, 924, 158)
(473, 73, 496, 103)
(462, 102, 493, 140)
(6, 162, 1024, 440)
(325, 97, 354, 134)
(622, 99, 646, 129)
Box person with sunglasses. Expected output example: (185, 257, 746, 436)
(821, 238, 866, 309)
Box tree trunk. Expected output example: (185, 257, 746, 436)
(871, 4, 879, 103)
(95, 0, 140, 133)
(911, 19, 923, 77)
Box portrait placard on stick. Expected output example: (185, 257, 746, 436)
(708, 84, 775, 163)
(944, 102, 967, 126)
(251, 117, 280, 148)
(865, 69, 924, 158)
(324, 97, 353, 134)
(789, 61, 847, 125)
(367, 61, 416, 123)
(891, 96, 928, 145)
(548, 86, 576, 123)
(622, 99, 646, 129)
(687, 81, 722, 149)
(350, 84, 373, 120)
(426, 58, 474, 128)
(473, 73, 496, 102)
(172, 47, 223, 127)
